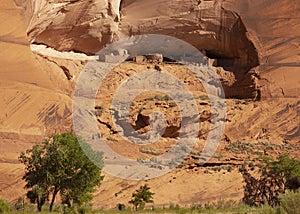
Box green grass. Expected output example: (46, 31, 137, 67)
(5, 202, 293, 214)
(4, 191, 300, 214)
(90, 203, 286, 214)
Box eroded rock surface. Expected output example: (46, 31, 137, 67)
(17, 0, 121, 54)
(18, 0, 299, 99)
(19, 0, 261, 99)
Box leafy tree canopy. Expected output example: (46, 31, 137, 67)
(260, 154, 300, 190)
(241, 154, 300, 207)
(19, 132, 104, 212)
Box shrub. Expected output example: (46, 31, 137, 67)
(235, 99, 249, 105)
(260, 204, 284, 214)
(63, 206, 76, 214)
(139, 148, 162, 156)
(226, 165, 233, 172)
(169, 102, 177, 107)
(169, 203, 180, 210)
(14, 196, 24, 211)
(129, 184, 154, 210)
(95, 105, 104, 117)
(279, 190, 300, 214)
(117, 203, 126, 211)
(198, 95, 209, 100)
(77, 204, 92, 214)
(154, 95, 171, 101)
(0, 198, 10, 213)
(106, 136, 118, 142)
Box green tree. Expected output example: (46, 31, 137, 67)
(259, 154, 300, 191)
(129, 184, 154, 210)
(240, 154, 300, 207)
(19, 132, 104, 212)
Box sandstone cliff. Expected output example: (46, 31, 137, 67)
(19, 0, 262, 99)
(17, 0, 299, 99)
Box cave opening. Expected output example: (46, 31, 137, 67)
(205, 50, 236, 71)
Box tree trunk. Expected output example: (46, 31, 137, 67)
(37, 202, 42, 212)
(49, 188, 58, 212)
(37, 196, 43, 212)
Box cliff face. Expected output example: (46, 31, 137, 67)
(120, 0, 260, 99)
(16, 0, 121, 54)
(18, 0, 299, 99)
(0, 0, 76, 137)
(224, 0, 299, 98)
(22, 0, 258, 64)
(19, 0, 261, 99)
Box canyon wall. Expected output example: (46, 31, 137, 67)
(18, 0, 261, 99)
(224, 0, 299, 98)
(16, 0, 299, 99)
